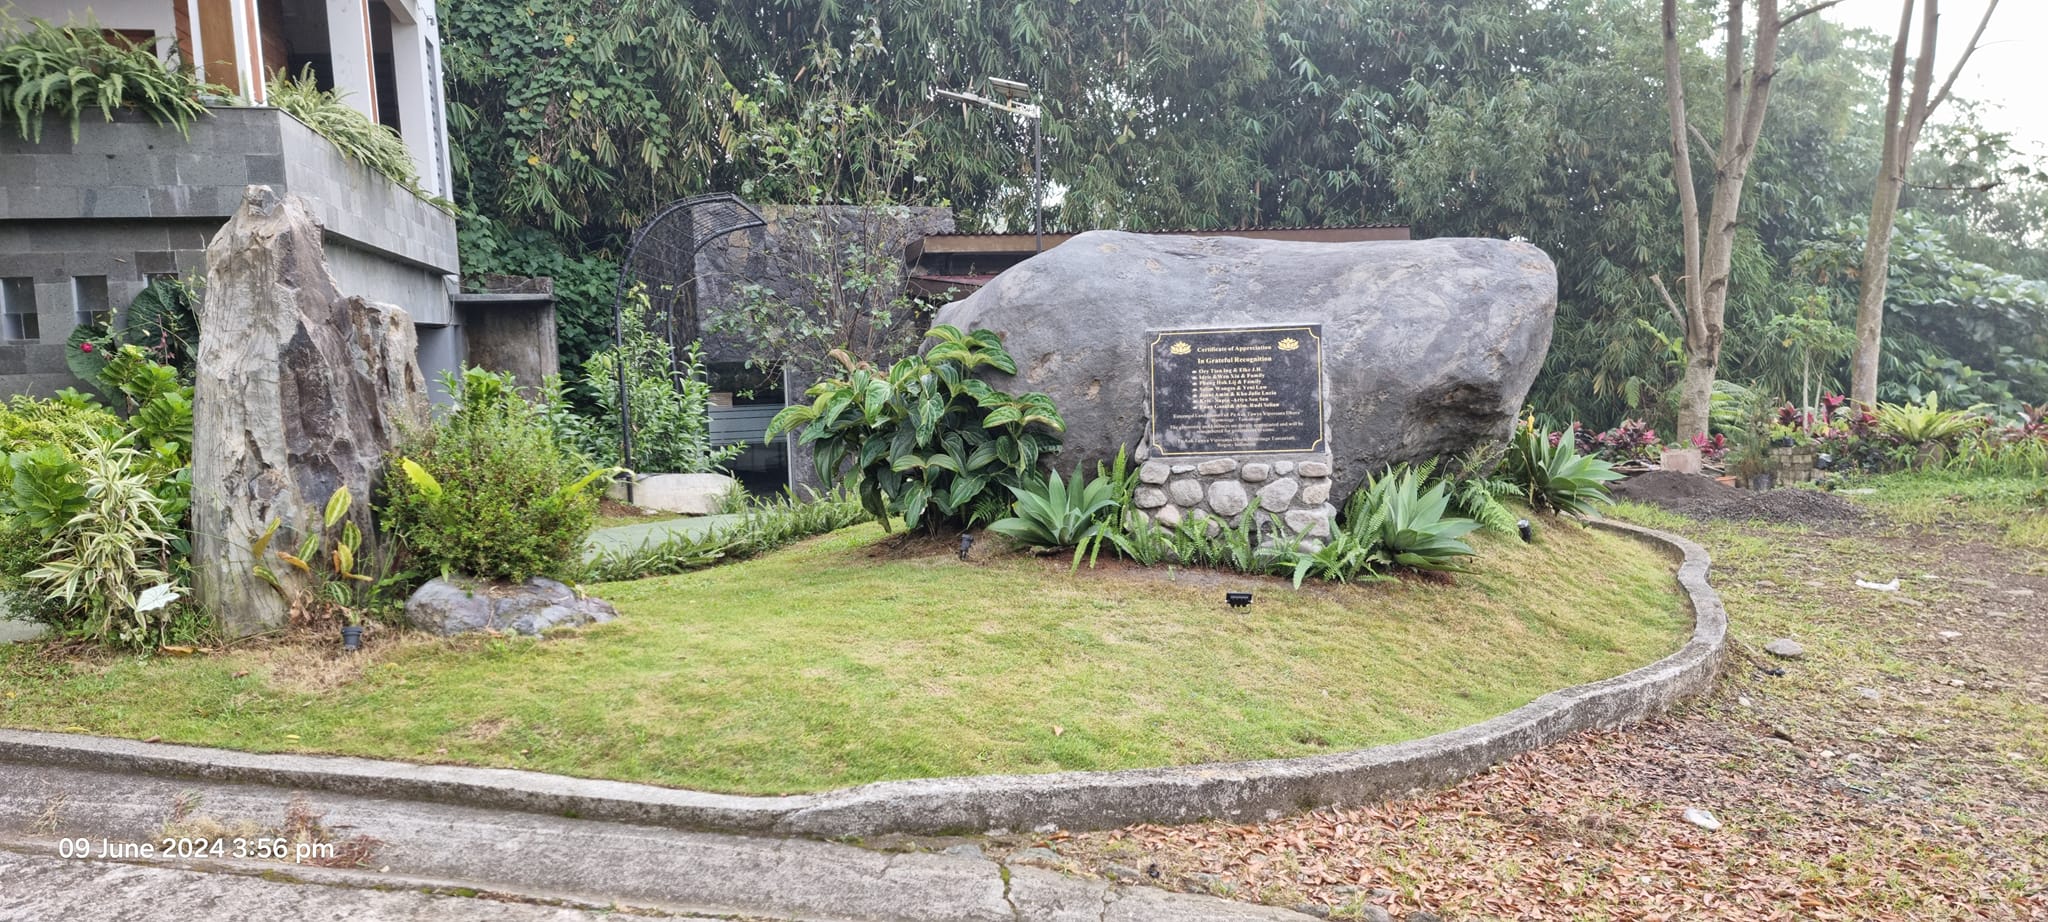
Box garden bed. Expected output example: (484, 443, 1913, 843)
(0, 521, 1689, 795)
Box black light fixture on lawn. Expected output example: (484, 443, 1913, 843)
(958, 532, 975, 561)
(1225, 592, 1253, 609)
(1517, 519, 1534, 543)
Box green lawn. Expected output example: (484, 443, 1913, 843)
(0, 521, 1689, 795)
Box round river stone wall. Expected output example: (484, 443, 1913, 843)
(1133, 454, 1337, 546)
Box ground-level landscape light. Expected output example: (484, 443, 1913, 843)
(958, 532, 975, 561)
(1225, 592, 1252, 608)
(1518, 519, 1533, 543)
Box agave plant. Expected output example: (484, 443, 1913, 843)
(1351, 467, 1482, 572)
(1502, 425, 1622, 516)
(988, 464, 1119, 552)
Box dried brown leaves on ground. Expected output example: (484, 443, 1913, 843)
(1044, 511, 2048, 921)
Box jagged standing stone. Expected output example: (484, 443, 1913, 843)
(191, 187, 429, 636)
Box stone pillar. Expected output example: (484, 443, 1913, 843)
(191, 187, 429, 635)
(325, 0, 378, 123)
(383, 0, 446, 196)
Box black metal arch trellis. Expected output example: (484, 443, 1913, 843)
(610, 193, 766, 498)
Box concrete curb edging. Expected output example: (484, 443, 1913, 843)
(0, 520, 1725, 838)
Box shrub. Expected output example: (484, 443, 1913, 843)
(765, 325, 1065, 532)
(21, 431, 185, 646)
(383, 375, 614, 582)
(1587, 419, 1662, 462)
(582, 289, 743, 474)
(1502, 424, 1621, 516)
(68, 277, 199, 383)
(1872, 393, 1985, 447)
(0, 392, 119, 456)
(0, 349, 194, 645)
(0, 18, 209, 142)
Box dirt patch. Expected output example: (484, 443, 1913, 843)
(597, 498, 652, 519)
(1614, 471, 1871, 527)
(864, 530, 969, 560)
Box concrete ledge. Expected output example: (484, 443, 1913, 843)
(0, 520, 1724, 837)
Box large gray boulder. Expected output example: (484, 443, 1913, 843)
(191, 187, 431, 636)
(932, 232, 1556, 501)
(406, 577, 618, 636)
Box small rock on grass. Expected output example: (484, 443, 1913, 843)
(1683, 807, 1722, 831)
(1856, 687, 1882, 701)
(1360, 907, 1395, 922)
(1007, 846, 1062, 865)
(1103, 863, 1143, 881)
(940, 844, 984, 859)
(1764, 638, 1805, 659)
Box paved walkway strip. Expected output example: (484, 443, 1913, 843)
(0, 762, 1313, 922)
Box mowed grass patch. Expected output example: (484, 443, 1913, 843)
(0, 521, 1688, 795)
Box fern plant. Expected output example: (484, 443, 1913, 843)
(0, 18, 210, 142)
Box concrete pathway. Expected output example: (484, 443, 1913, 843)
(0, 758, 1312, 922)
(584, 515, 743, 559)
(0, 848, 729, 921)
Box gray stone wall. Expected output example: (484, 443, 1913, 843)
(1, 107, 463, 398)
(453, 293, 560, 391)
(1133, 454, 1338, 548)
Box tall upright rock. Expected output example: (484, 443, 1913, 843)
(192, 187, 429, 635)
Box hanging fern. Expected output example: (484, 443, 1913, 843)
(265, 66, 430, 199)
(0, 18, 210, 142)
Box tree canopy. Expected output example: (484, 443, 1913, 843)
(441, 0, 2048, 425)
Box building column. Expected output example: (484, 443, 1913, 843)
(325, 0, 377, 122)
(384, 0, 444, 197)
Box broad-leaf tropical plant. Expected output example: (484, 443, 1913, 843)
(765, 325, 1065, 532)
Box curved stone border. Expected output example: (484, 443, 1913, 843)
(0, 520, 1724, 837)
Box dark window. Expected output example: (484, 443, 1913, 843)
(72, 275, 110, 329)
(1, 278, 38, 342)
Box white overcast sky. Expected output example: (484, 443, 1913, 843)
(1821, 0, 2047, 158)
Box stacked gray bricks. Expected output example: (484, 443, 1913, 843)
(1, 107, 457, 398)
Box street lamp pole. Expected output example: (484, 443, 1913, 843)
(935, 81, 1045, 252)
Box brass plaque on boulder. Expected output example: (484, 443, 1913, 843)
(1148, 325, 1325, 456)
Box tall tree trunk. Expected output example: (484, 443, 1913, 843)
(1664, 0, 1830, 442)
(1848, 0, 1999, 406)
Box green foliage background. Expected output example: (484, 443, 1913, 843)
(440, 0, 2048, 428)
